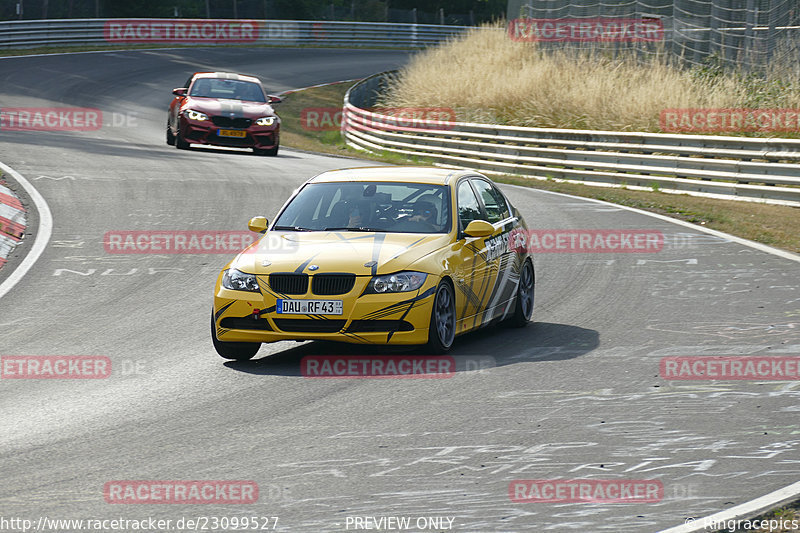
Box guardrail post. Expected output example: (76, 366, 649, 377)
(744, 0, 756, 71)
(766, 0, 779, 63)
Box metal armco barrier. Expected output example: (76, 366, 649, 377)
(343, 71, 800, 206)
(0, 18, 470, 49)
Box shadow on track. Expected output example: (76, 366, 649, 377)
(223, 321, 599, 377)
(0, 130, 302, 160)
(178, 145, 301, 159)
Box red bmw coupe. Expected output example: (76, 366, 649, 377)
(167, 71, 282, 156)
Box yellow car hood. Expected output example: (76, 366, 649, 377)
(231, 231, 451, 275)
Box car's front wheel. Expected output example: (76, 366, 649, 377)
(175, 128, 190, 150)
(426, 279, 456, 354)
(166, 122, 175, 146)
(211, 311, 260, 360)
(509, 259, 534, 327)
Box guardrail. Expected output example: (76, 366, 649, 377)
(343, 71, 800, 206)
(0, 18, 470, 49)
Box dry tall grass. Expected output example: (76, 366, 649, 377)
(378, 22, 800, 132)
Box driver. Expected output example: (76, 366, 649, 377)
(408, 202, 436, 226)
(347, 199, 372, 227)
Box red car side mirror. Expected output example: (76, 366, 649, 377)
(172, 88, 187, 96)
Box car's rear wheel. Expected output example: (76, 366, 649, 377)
(254, 145, 278, 156)
(175, 128, 190, 150)
(426, 279, 456, 354)
(211, 311, 260, 360)
(509, 259, 534, 327)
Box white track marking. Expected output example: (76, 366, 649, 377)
(0, 162, 53, 300)
(658, 480, 800, 532)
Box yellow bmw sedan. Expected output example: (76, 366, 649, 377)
(212, 166, 534, 359)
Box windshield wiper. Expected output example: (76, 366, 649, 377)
(272, 225, 314, 232)
(323, 226, 383, 232)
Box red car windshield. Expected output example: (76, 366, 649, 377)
(189, 78, 266, 103)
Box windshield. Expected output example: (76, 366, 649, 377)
(188, 78, 266, 102)
(274, 181, 452, 234)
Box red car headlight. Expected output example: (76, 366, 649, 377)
(185, 109, 209, 121)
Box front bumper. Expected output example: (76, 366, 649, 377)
(213, 273, 437, 345)
(180, 117, 279, 150)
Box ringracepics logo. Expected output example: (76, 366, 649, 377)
(104, 481, 258, 504)
(661, 108, 800, 133)
(1, 356, 111, 379)
(509, 18, 664, 42)
(104, 231, 257, 254)
(104, 19, 259, 43)
(0, 107, 101, 131)
(301, 356, 456, 378)
(509, 229, 664, 253)
(509, 479, 663, 503)
(302, 107, 456, 132)
(660, 356, 800, 380)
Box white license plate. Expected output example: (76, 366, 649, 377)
(277, 299, 343, 315)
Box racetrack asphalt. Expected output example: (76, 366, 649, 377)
(0, 47, 799, 532)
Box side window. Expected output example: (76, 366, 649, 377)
(184, 76, 194, 90)
(457, 181, 483, 230)
(472, 179, 510, 223)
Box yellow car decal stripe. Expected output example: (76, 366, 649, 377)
(214, 300, 236, 321)
(257, 305, 277, 316)
(294, 255, 319, 273)
(385, 237, 426, 262)
(360, 286, 436, 319)
(369, 234, 386, 276)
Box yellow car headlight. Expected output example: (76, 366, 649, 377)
(222, 268, 260, 292)
(364, 271, 427, 294)
(256, 116, 277, 126)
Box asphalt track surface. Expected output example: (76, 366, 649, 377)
(0, 47, 799, 533)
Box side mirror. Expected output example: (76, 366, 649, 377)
(463, 220, 495, 238)
(268, 95, 282, 104)
(172, 87, 187, 96)
(248, 216, 268, 234)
